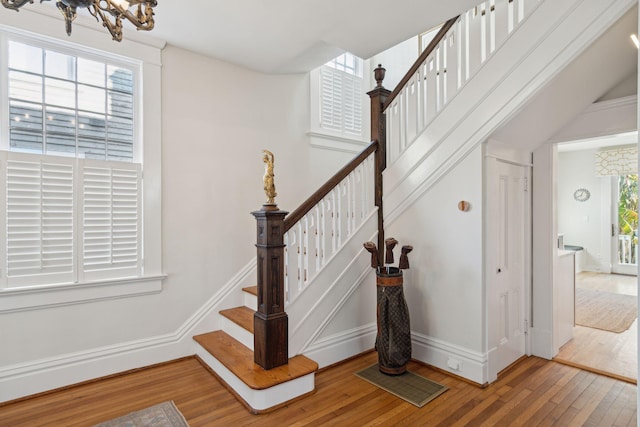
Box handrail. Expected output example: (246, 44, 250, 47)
(283, 140, 378, 232)
(383, 16, 459, 112)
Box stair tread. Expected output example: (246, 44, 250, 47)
(194, 331, 318, 390)
(242, 286, 258, 296)
(220, 306, 254, 333)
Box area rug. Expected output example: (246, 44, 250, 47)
(355, 364, 448, 407)
(93, 401, 189, 427)
(576, 288, 637, 333)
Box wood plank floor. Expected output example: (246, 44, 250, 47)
(555, 272, 637, 383)
(0, 352, 636, 426)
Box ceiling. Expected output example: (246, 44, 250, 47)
(489, 6, 638, 151)
(144, 0, 481, 74)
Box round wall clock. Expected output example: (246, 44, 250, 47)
(573, 188, 590, 202)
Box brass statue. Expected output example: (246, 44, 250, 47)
(262, 149, 277, 205)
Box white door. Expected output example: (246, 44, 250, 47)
(487, 158, 529, 381)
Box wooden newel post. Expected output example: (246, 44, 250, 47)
(252, 205, 289, 370)
(367, 64, 391, 267)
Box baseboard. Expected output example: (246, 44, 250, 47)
(0, 259, 258, 404)
(303, 324, 377, 369)
(0, 331, 191, 403)
(411, 332, 488, 385)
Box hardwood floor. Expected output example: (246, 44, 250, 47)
(0, 352, 636, 426)
(555, 272, 638, 383)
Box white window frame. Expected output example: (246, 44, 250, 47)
(0, 8, 164, 313)
(309, 53, 371, 152)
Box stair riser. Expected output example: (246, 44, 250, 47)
(221, 317, 254, 351)
(243, 293, 257, 311)
(195, 343, 315, 413)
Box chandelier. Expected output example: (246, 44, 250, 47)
(1, 0, 157, 42)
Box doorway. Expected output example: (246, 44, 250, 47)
(554, 139, 638, 382)
(612, 174, 638, 275)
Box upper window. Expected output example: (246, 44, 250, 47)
(318, 52, 364, 137)
(8, 40, 136, 162)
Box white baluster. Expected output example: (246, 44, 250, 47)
(493, 0, 509, 48)
(284, 231, 290, 304)
(405, 76, 419, 145)
(445, 30, 459, 104)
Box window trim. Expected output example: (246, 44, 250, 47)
(0, 7, 165, 311)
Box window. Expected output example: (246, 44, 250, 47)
(2, 38, 141, 288)
(8, 40, 135, 161)
(317, 52, 364, 138)
(0, 21, 163, 310)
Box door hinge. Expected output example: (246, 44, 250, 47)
(524, 319, 529, 334)
(523, 177, 528, 192)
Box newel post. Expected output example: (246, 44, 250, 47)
(367, 64, 391, 267)
(252, 150, 288, 370)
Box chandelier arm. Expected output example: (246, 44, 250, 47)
(95, 0, 156, 32)
(87, 3, 123, 41)
(1, 0, 34, 11)
(56, 1, 77, 36)
(0, 0, 156, 41)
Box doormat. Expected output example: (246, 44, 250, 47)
(93, 401, 189, 427)
(576, 288, 637, 333)
(355, 364, 448, 407)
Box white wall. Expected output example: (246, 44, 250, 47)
(385, 145, 485, 380)
(0, 38, 357, 399)
(557, 149, 610, 272)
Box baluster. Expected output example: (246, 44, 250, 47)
(295, 222, 304, 293)
(466, 5, 483, 79)
(435, 45, 443, 111)
(479, 2, 488, 63)
(387, 102, 401, 163)
(331, 188, 339, 256)
(284, 232, 290, 304)
(286, 228, 299, 302)
(493, 0, 508, 49)
(302, 214, 310, 285)
(445, 30, 459, 104)
(418, 62, 427, 132)
(405, 75, 419, 145)
(338, 182, 348, 247)
(425, 56, 438, 120)
(400, 89, 409, 153)
(514, 0, 526, 25)
(313, 206, 321, 274)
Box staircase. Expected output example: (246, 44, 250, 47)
(190, 0, 638, 412)
(194, 286, 318, 414)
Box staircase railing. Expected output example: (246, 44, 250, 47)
(255, 0, 542, 369)
(383, 0, 542, 164)
(282, 141, 378, 305)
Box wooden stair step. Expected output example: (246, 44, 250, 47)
(193, 331, 318, 390)
(242, 286, 257, 296)
(220, 306, 254, 333)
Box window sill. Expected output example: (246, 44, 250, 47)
(308, 131, 370, 154)
(0, 275, 166, 313)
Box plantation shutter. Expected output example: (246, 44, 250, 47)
(82, 160, 141, 281)
(320, 66, 362, 136)
(6, 153, 75, 287)
(2, 153, 141, 287)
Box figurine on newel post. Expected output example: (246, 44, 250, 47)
(363, 239, 413, 375)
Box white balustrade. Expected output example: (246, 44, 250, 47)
(618, 234, 638, 265)
(284, 154, 376, 304)
(386, 0, 542, 164)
